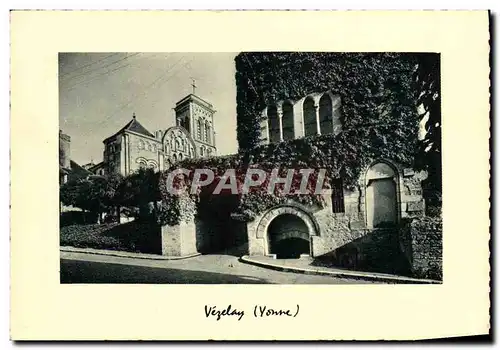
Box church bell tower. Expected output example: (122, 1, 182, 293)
(173, 81, 217, 157)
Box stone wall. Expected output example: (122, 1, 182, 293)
(399, 216, 443, 280)
(161, 221, 198, 256)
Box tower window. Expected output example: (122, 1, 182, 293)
(197, 120, 202, 140)
(205, 121, 210, 143)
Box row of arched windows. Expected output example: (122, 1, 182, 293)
(266, 92, 339, 144)
(136, 157, 158, 170)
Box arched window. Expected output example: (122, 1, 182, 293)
(200, 146, 205, 157)
(282, 101, 294, 141)
(180, 116, 190, 133)
(267, 105, 280, 143)
(303, 96, 317, 137)
(197, 120, 203, 140)
(319, 93, 334, 135)
(148, 160, 158, 169)
(172, 154, 178, 163)
(178, 153, 183, 161)
(137, 159, 147, 169)
(205, 121, 211, 143)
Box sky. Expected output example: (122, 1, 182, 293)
(59, 52, 239, 165)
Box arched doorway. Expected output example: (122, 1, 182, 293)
(303, 96, 317, 137)
(319, 93, 334, 134)
(267, 214, 310, 258)
(366, 162, 399, 228)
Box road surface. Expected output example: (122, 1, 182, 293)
(60, 251, 379, 284)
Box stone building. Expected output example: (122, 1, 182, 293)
(99, 93, 217, 176)
(245, 158, 427, 259)
(59, 129, 92, 185)
(160, 87, 435, 277)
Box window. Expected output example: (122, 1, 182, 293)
(200, 146, 204, 157)
(303, 96, 317, 136)
(205, 121, 210, 143)
(331, 178, 345, 214)
(267, 105, 280, 143)
(197, 120, 202, 140)
(282, 101, 294, 140)
(319, 94, 334, 135)
(180, 116, 190, 133)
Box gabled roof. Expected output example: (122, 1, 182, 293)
(68, 160, 92, 181)
(60, 160, 92, 182)
(103, 116, 155, 143)
(88, 161, 105, 172)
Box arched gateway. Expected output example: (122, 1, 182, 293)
(255, 206, 319, 258)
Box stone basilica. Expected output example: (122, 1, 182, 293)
(90, 92, 217, 176)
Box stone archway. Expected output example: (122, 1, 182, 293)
(255, 206, 319, 258)
(267, 214, 309, 258)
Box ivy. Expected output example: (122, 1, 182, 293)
(157, 52, 440, 225)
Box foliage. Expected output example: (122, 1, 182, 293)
(60, 210, 98, 227)
(158, 128, 417, 223)
(60, 221, 162, 254)
(235, 52, 421, 152)
(60, 169, 163, 222)
(115, 168, 161, 207)
(60, 173, 123, 217)
(234, 52, 441, 189)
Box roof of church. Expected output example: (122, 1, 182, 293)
(104, 116, 155, 143)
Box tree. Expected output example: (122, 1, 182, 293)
(115, 168, 161, 221)
(411, 53, 442, 212)
(60, 173, 123, 223)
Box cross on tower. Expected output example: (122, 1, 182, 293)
(191, 78, 197, 95)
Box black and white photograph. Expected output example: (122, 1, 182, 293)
(59, 51, 443, 285)
(10, 9, 491, 342)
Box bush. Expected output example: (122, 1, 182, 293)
(60, 222, 162, 254)
(60, 211, 98, 227)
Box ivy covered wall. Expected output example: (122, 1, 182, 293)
(157, 52, 441, 225)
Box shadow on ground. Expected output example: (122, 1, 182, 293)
(310, 228, 412, 277)
(60, 259, 270, 284)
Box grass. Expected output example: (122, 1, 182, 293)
(60, 221, 162, 254)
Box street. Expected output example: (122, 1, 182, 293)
(60, 251, 378, 284)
